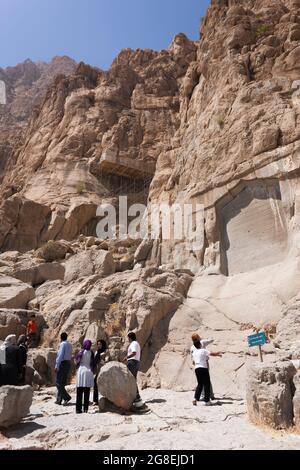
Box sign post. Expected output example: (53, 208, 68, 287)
(247, 332, 267, 363)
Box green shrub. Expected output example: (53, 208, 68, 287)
(256, 24, 270, 38)
(216, 115, 225, 129)
(76, 182, 86, 194)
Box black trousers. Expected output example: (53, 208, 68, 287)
(93, 374, 99, 404)
(127, 360, 141, 400)
(195, 367, 211, 403)
(56, 361, 71, 404)
(76, 387, 90, 413)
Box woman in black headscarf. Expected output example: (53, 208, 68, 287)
(93, 339, 108, 405)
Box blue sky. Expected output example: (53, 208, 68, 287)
(0, 0, 210, 69)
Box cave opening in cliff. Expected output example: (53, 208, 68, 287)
(217, 179, 289, 276)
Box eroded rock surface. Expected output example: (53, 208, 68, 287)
(0, 386, 33, 428)
(1, 387, 300, 450)
(98, 362, 137, 410)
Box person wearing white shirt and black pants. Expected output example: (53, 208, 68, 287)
(192, 339, 221, 406)
(125, 332, 141, 402)
(190, 333, 215, 400)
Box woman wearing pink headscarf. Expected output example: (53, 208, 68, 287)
(75, 339, 95, 414)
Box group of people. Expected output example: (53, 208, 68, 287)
(1, 318, 219, 410)
(0, 334, 28, 386)
(55, 331, 141, 414)
(0, 314, 39, 386)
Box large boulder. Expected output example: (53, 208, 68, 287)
(64, 250, 115, 283)
(0, 276, 35, 309)
(13, 262, 65, 286)
(293, 373, 300, 432)
(26, 348, 57, 386)
(246, 361, 297, 430)
(98, 362, 137, 410)
(35, 240, 72, 262)
(94, 250, 115, 277)
(64, 252, 94, 283)
(0, 386, 33, 428)
(134, 239, 153, 263)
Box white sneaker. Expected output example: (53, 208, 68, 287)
(203, 401, 212, 406)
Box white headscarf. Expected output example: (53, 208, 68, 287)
(4, 334, 17, 347)
(0, 334, 17, 365)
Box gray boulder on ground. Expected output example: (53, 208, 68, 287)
(293, 373, 300, 432)
(0, 385, 33, 428)
(98, 362, 137, 410)
(246, 361, 297, 430)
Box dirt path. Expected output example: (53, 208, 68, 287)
(1, 386, 300, 450)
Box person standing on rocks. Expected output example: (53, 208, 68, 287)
(192, 339, 221, 406)
(93, 339, 108, 405)
(0, 334, 22, 386)
(125, 332, 142, 405)
(75, 339, 95, 413)
(26, 314, 38, 348)
(191, 333, 215, 400)
(17, 334, 28, 385)
(55, 332, 72, 406)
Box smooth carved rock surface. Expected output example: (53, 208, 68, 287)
(246, 361, 296, 430)
(98, 362, 137, 410)
(218, 181, 288, 276)
(0, 386, 33, 428)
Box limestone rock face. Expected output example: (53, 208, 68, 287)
(64, 249, 115, 283)
(38, 264, 190, 354)
(0, 57, 77, 185)
(0, 276, 35, 309)
(98, 362, 137, 410)
(294, 373, 300, 432)
(25, 349, 57, 387)
(246, 361, 296, 429)
(0, 385, 33, 428)
(0, 35, 195, 251)
(2, 0, 300, 400)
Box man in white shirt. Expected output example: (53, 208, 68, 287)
(125, 332, 141, 402)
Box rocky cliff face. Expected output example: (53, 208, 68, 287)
(146, 0, 300, 393)
(0, 56, 77, 184)
(0, 35, 196, 252)
(1, 0, 300, 399)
